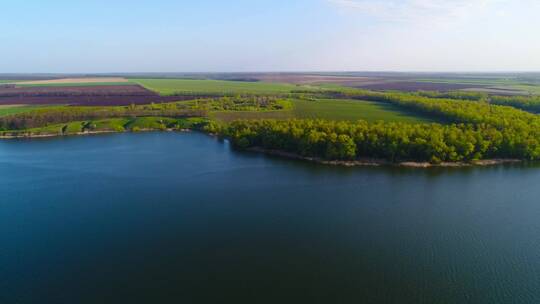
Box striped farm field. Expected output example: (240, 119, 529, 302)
(132, 78, 320, 96)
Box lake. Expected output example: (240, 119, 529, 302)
(1, 132, 540, 303)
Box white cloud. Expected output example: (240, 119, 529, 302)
(328, 0, 505, 25)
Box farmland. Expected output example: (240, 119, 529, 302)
(16, 82, 134, 87)
(0, 84, 185, 106)
(357, 81, 487, 92)
(0, 105, 51, 117)
(415, 77, 540, 95)
(14, 77, 129, 86)
(4, 73, 540, 164)
(211, 99, 434, 123)
(132, 78, 319, 95)
(293, 99, 435, 123)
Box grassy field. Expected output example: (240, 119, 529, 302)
(0, 80, 19, 84)
(212, 99, 435, 123)
(417, 78, 540, 95)
(293, 99, 435, 123)
(0, 105, 52, 117)
(503, 85, 540, 95)
(131, 78, 319, 95)
(211, 110, 294, 122)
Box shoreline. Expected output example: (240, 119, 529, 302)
(0, 128, 191, 139)
(247, 147, 522, 168)
(0, 130, 523, 168)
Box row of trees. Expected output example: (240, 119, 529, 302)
(406, 90, 540, 114)
(488, 95, 540, 113)
(0, 106, 204, 130)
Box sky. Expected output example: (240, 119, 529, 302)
(1, 0, 539, 73)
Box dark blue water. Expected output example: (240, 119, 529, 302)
(1, 132, 540, 303)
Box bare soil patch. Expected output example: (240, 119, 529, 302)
(0, 85, 199, 106)
(15, 77, 128, 85)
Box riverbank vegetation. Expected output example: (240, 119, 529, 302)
(3, 80, 540, 165)
(2, 117, 207, 137)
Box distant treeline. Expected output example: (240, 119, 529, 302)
(415, 90, 540, 113)
(303, 87, 540, 114)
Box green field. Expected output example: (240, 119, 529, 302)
(417, 78, 540, 95)
(132, 78, 318, 95)
(212, 99, 434, 123)
(293, 99, 434, 123)
(0, 105, 52, 117)
(211, 110, 294, 122)
(502, 85, 540, 95)
(0, 80, 19, 84)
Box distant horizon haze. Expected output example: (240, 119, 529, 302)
(1, 0, 539, 73)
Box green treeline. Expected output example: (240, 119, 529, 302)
(326, 89, 540, 128)
(214, 91, 540, 162)
(488, 95, 540, 113)
(0, 96, 290, 131)
(331, 88, 540, 114)
(214, 119, 513, 163)
(416, 90, 487, 101)
(414, 90, 540, 114)
(0, 106, 204, 130)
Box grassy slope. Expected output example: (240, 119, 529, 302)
(19, 117, 206, 135)
(212, 99, 434, 123)
(131, 78, 317, 95)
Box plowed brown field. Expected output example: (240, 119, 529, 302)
(0, 85, 198, 106)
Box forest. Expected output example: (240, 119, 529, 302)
(213, 89, 540, 162)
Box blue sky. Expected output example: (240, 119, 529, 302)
(1, 0, 539, 73)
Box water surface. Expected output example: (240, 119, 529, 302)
(1, 132, 540, 303)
